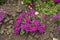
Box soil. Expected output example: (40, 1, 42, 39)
(0, 0, 60, 40)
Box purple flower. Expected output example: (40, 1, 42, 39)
(0, 9, 3, 13)
(38, 23, 46, 34)
(29, 3, 34, 8)
(14, 20, 21, 27)
(29, 26, 37, 32)
(0, 9, 5, 22)
(41, 13, 46, 18)
(14, 12, 26, 27)
(57, 13, 60, 18)
(57, 26, 60, 31)
(5, 10, 10, 15)
(14, 27, 20, 35)
(25, 17, 31, 23)
(0, 17, 4, 22)
(32, 20, 40, 26)
(40, 23, 46, 28)
(54, 0, 60, 3)
(38, 26, 45, 34)
(27, 9, 35, 15)
(52, 14, 58, 19)
(21, 23, 31, 32)
(18, 12, 26, 20)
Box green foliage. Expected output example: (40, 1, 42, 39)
(22, 0, 32, 4)
(34, 1, 60, 15)
(56, 19, 60, 25)
(0, 0, 4, 3)
(37, 15, 45, 22)
(34, 1, 42, 12)
(48, 0, 55, 6)
(56, 3, 60, 11)
(20, 29, 25, 35)
(42, 6, 57, 15)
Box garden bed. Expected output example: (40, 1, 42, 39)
(0, 0, 60, 40)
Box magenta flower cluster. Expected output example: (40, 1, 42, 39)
(14, 9, 46, 35)
(52, 13, 60, 19)
(54, 0, 60, 3)
(41, 13, 46, 19)
(0, 9, 10, 22)
(29, 3, 34, 8)
(14, 12, 26, 34)
(57, 26, 60, 31)
(0, 9, 5, 22)
(52, 13, 60, 31)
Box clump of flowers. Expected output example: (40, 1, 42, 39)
(52, 13, 60, 19)
(52, 13, 60, 31)
(14, 12, 26, 34)
(14, 9, 46, 35)
(54, 0, 60, 3)
(57, 26, 60, 31)
(27, 9, 35, 15)
(0, 9, 5, 22)
(29, 3, 34, 8)
(0, 9, 11, 22)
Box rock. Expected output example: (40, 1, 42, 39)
(6, 25, 12, 29)
(27, 35, 37, 40)
(50, 33, 53, 38)
(30, 33, 35, 36)
(6, 29, 12, 35)
(8, 20, 13, 24)
(4, 18, 10, 23)
(53, 38, 58, 40)
(34, 34, 40, 38)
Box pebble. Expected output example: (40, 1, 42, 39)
(34, 34, 40, 38)
(50, 33, 53, 38)
(27, 35, 37, 40)
(6, 25, 12, 29)
(53, 38, 58, 40)
(4, 18, 10, 23)
(9, 20, 13, 24)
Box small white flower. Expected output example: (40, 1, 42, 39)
(35, 11, 39, 15)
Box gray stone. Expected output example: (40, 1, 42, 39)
(34, 34, 40, 38)
(9, 20, 14, 24)
(50, 33, 53, 38)
(27, 35, 37, 40)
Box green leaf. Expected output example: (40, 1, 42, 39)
(22, 0, 32, 4)
(0, 0, 4, 2)
(20, 29, 25, 35)
(37, 15, 45, 22)
(48, 0, 55, 6)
